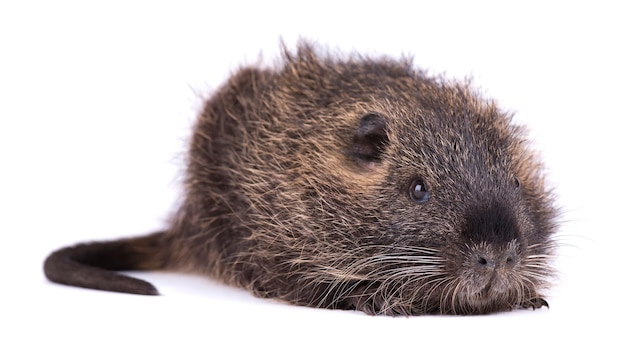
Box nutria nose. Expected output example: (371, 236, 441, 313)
(474, 247, 518, 269)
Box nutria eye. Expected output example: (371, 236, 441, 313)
(409, 178, 430, 203)
(514, 176, 521, 190)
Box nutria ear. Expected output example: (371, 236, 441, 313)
(351, 113, 389, 164)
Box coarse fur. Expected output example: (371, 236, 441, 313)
(44, 42, 558, 316)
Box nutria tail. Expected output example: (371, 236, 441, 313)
(43, 231, 168, 295)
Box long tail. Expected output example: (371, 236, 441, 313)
(43, 231, 168, 295)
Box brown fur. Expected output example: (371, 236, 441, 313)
(44, 42, 558, 316)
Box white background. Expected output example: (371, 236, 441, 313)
(1, 1, 624, 352)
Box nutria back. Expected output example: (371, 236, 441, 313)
(44, 42, 558, 316)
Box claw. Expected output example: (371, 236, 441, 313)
(521, 297, 549, 310)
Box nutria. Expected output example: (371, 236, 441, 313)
(44, 42, 558, 316)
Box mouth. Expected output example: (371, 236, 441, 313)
(469, 288, 497, 306)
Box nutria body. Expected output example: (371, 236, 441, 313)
(44, 43, 558, 316)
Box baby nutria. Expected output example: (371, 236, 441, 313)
(44, 42, 558, 316)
